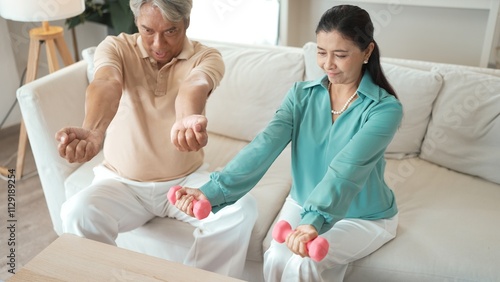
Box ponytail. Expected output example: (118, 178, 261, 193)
(365, 42, 397, 98)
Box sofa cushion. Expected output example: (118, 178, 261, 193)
(381, 64, 442, 158)
(203, 132, 292, 261)
(344, 158, 500, 281)
(81, 47, 96, 82)
(303, 42, 325, 82)
(420, 67, 500, 185)
(64, 132, 292, 263)
(302, 42, 443, 158)
(202, 41, 304, 142)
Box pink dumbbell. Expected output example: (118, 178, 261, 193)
(167, 185, 211, 220)
(272, 220, 329, 262)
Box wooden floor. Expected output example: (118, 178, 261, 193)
(0, 124, 58, 280)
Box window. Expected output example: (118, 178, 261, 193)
(188, 0, 280, 45)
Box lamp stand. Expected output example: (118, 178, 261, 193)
(0, 21, 75, 179)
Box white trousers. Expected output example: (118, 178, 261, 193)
(61, 164, 258, 279)
(263, 196, 398, 282)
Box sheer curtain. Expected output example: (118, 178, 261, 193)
(187, 0, 280, 45)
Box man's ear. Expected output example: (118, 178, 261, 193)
(185, 18, 190, 29)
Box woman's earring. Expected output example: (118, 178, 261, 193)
(363, 59, 369, 64)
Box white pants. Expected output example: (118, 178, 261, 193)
(264, 196, 398, 282)
(61, 164, 258, 279)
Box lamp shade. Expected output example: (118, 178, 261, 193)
(0, 0, 85, 22)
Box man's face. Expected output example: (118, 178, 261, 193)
(136, 3, 187, 67)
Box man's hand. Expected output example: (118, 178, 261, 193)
(55, 127, 104, 163)
(285, 224, 319, 258)
(170, 115, 208, 152)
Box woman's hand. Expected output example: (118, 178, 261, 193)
(171, 186, 208, 218)
(55, 127, 104, 163)
(285, 224, 319, 258)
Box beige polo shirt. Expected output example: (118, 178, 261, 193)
(93, 33, 224, 182)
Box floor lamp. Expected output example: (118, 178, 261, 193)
(0, 0, 85, 179)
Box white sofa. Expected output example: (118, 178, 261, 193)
(17, 39, 500, 282)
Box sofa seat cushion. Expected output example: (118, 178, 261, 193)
(420, 67, 500, 185)
(64, 132, 292, 263)
(115, 145, 291, 264)
(203, 132, 292, 262)
(343, 157, 500, 281)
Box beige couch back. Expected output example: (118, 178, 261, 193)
(302, 42, 500, 185)
(202, 40, 304, 142)
(81, 40, 500, 185)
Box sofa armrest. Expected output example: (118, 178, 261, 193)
(16, 60, 89, 234)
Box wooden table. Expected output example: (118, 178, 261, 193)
(8, 233, 245, 281)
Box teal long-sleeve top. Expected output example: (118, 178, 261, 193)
(200, 71, 403, 234)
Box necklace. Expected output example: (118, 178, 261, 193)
(329, 83, 358, 115)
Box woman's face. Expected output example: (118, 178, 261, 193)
(316, 30, 372, 85)
(136, 3, 187, 68)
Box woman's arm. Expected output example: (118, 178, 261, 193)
(199, 85, 298, 212)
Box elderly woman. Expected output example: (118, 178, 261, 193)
(175, 4, 402, 281)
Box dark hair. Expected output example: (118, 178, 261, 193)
(130, 0, 192, 23)
(316, 5, 397, 98)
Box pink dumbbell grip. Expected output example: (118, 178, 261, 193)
(272, 220, 329, 262)
(168, 185, 211, 220)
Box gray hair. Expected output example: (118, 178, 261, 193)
(130, 0, 192, 23)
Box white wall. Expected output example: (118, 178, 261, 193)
(188, 0, 280, 45)
(281, 0, 499, 67)
(0, 18, 21, 129)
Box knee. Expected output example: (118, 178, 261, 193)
(265, 243, 319, 271)
(263, 243, 290, 280)
(61, 196, 101, 230)
(264, 247, 279, 266)
(239, 193, 258, 223)
(264, 242, 288, 268)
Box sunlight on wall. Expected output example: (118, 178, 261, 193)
(187, 0, 279, 45)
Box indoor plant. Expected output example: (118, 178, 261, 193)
(66, 0, 137, 35)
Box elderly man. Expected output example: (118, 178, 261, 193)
(55, 0, 257, 278)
